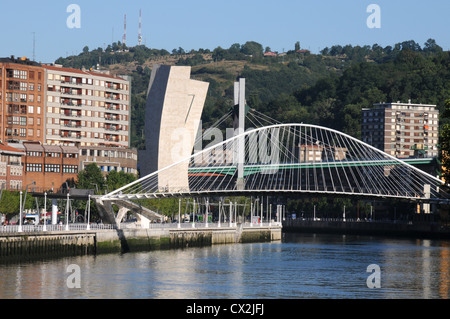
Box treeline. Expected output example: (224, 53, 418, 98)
(54, 39, 448, 148)
(55, 44, 171, 69)
(255, 48, 450, 137)
(321, 39, 443, 62)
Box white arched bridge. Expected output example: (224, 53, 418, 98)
(100, 123, 450, 205)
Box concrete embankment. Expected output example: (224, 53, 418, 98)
(283, 219, 450, 239)
(0, 225, 282, 260)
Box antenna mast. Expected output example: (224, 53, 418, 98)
(32, 32, 36, 61)
(138, 9, 142, 46)
(122, 14, 127, 46)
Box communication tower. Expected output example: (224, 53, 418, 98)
(122, 14, 127, 46)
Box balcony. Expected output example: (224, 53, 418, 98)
(105, 116, 120, 122)
(62, 112, 82, 118)
(60, 133, 82, 139)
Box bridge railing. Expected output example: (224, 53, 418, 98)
(0, 221, 282, 234)
(119, 222, 281, 229)
(0, 223, 115, 234)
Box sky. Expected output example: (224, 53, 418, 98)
(1, 0, 449, 63)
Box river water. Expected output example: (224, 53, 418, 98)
(0, 233, 449, 299)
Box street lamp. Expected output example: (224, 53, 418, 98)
(86, 194, 91, 230)
(178, 198, 181, 229)
(18, 191, 23, 233)
(65, 193, 70, 231)
(43, 192, 47, 231)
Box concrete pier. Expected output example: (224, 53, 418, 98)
(0, 225, 282, 260)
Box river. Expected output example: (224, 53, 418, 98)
(0, 233, 449, 299)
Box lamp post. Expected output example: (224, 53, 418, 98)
(192, 199, 196, 228)
(18, 191, 23, 232)
(205, 199, 209, 228)
(260, 202, 263, 227)
(178, 198, 181, 229)
(229, 200, 233, 228)
(43, 192, 47, 231)
(250, 201, 253, 227)
(87, 194, 91, 230)
(65, 193, 70, 231)
(269, 204, 272, 226)
(218, 200, 222, 228)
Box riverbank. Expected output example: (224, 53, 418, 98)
(282, 219, 450, 239)
(0, 224, 282, 261)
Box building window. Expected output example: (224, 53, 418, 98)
(26, 163, 42, 172)
(45, 164, 60, 173)
(63, 165, 78, 174)
(26, 151, 42, 157)
(64, 153, 78, 158)
(46, 152, 60, 158)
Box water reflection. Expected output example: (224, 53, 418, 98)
(0, 234, 449, 299)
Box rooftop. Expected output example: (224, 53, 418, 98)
(0, 56, 41, 67)
(373, 100, 437, 108)
(42, 64, 127, 81)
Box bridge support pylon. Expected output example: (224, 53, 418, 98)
(94, 197, 118, 226)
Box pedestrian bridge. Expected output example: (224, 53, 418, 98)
(100, 123, 450, 204)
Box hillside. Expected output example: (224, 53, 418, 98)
(54, 39, 448, 149)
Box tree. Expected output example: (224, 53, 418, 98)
(76, 163, 105, 193)
(105, 170, 137, 192)
(295, 41, 301, 51)
(0, 191, 34, 221)
(423, 38, 443, 55)
(241, 41, 263, 56)
(440, 99, 450, 182)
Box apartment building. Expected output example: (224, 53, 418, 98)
(0, 57, 46, 144)
(0, 143, 25, 191)
(297, 145, 347, 162)
(361, 101, 439, 158)
(43, 64, 131, 148)
(9, 141, 79, 191)
(79, 145, 138, 176)
(0, 57, 137, 191)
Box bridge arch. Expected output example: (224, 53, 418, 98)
(101, 123, 449, 203)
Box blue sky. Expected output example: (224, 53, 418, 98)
(1, 0, 449, 63)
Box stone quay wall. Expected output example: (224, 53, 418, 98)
(0, 226, 282, 260)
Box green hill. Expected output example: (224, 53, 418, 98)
(54, 39, 449, 149)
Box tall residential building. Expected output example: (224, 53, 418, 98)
(0, 57, 46, 145)
(0, 57, 137, 191)
(43, 64, 131, 148)
(361, 101, 439, 158)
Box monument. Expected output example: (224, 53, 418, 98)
(138, 65, 209, 191)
